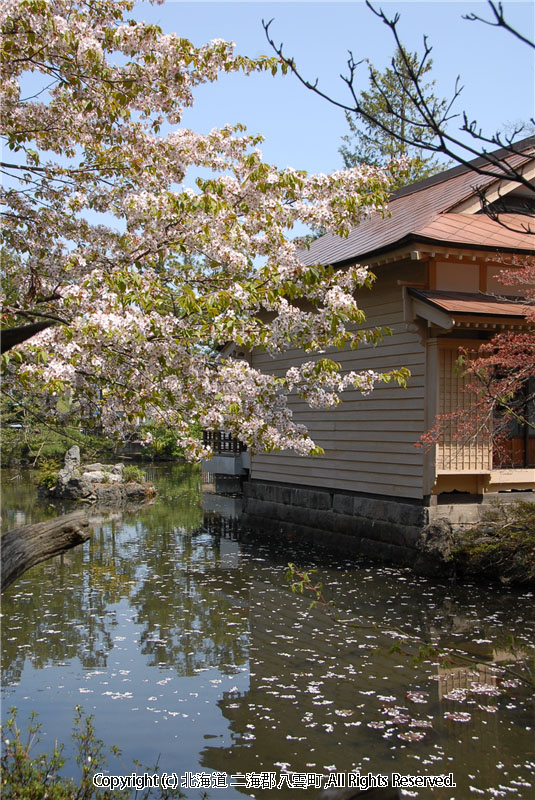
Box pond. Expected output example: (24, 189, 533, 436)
(1, 465, 534, 798)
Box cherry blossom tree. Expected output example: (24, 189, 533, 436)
(0, 0, 408, 459)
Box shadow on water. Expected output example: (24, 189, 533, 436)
(1, 464, 534, 798)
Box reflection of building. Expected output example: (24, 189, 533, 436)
(202, 431, 250, 495)
(436, 645, 528, 699)
(201, 508, 242, 543)
(199, 549, 533, 799)
(437, 664, 499, 701)
(202, 492, 243, 521)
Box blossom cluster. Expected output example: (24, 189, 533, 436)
(1, 0, 408, 455)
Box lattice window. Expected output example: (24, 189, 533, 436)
(436, 347, 492, 471)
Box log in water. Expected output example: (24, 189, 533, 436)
(1, 511, 90, 592)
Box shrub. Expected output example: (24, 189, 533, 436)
(123, 465, 146, 483)
(35, 458, 61, 490)
(0, 706, 184, 799)
(456, 500, 535, 585)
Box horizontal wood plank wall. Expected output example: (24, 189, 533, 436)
(250, 263, 427, 499)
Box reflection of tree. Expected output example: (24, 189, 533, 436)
(130, 531, 250, 676)
(1, 471, 58, 533)
(137, 465, 204, 535)
(120, 465, 250, 676)
(2, 464, 249, 685)
(1, 546, 115, 683)
(0, 517, 145, 682)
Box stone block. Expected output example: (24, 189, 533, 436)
(361, 517, 393, 545)
(242, 482, 253, 498)
(291, 487, 331, 511)
(353, 497, 377, 520)
(274, 501, 296, 523)
(332, 512, 371, 539)
(332, 493, 353, 516)
(397, 503, 425, 527)
(359, 537, 413, 565)
(312, 508, 337, 532)
(313, 530, 362, 555)
(244, 498, 275, 519)
(276, 484, 293, 505)
(256, 483, 271, 502)
(401, 525, 421, 548)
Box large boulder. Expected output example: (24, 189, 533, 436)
(81, 470, 122, 484)
(83, 463, 124, 476)
(53, 475, 95, 501)
(412, 518, 457, 577)
(54, 446, 81, 494)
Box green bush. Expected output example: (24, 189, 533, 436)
(123, 465, 146, 483)
(0, 707, 184, 799)
(1, 390, 117, 467)
(35, 458, 61, 490)
(456, 500, 535, 585)
(141, 426, 184, 461)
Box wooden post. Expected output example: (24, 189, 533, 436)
(1, 511, 91, 592)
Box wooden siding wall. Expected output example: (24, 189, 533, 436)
(250, 264, 427, 499)
(436, 345, 492, 472)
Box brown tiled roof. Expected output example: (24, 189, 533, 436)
(414, 213, 535, 249)
(409, 289, 532, 318)
(300, 140, 535, 266)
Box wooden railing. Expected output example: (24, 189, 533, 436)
(202, 430, 247, 454)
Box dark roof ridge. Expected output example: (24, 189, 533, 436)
(391, 135, 535, 200)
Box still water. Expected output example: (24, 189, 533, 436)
(1, 465, 534, 798)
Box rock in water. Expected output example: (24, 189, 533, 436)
(413, 518, 456, 577)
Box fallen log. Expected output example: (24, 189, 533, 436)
(1, 510, 91, 592)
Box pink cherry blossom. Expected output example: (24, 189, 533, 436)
(1, 0, 408, 455)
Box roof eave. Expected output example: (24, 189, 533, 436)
(324, 232, 535, 269)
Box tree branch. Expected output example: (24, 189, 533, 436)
(463, 1, 535, 49)
(1, 321, 56, 354)
(263, 3, 535, 211)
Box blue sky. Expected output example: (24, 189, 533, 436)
(134, 1, 535, 175)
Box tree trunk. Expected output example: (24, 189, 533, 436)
(1, 511, 90, 592)
(1, 321, 56, 353)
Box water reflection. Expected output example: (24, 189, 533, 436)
(1, 465, 534, 799)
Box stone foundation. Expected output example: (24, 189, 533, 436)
(242, 480, 535, 569)
(242, 481, 427, 565)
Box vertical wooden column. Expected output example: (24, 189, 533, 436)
(423, 336, 439, 496)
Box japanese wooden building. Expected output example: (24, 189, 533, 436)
(208, 141, 535, 558)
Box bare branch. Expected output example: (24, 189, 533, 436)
(463, 1, 535, 49)
(263, 3, 535, 232)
